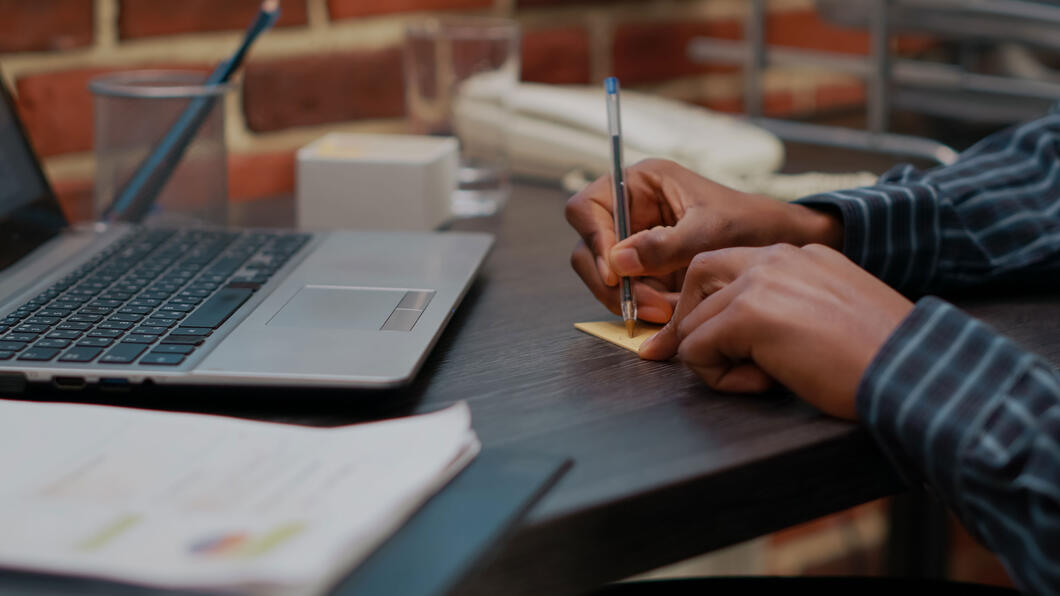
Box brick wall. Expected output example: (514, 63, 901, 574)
(1, 0, 928, 219)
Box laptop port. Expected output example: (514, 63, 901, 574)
(100, 377, 131, 391)
(53, 376, 87, 391)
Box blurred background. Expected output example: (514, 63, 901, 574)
(2, 0, 944, 221)
(0, 0, 1045, 589)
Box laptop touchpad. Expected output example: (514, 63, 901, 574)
(267, 286, 407, 330)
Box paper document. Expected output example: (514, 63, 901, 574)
(0, 399, 479, 594)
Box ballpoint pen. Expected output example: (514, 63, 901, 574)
(604, 76, 637, 338)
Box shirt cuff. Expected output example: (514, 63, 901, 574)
(855, 296, 1035, 512)
(794, 175, 943, 292)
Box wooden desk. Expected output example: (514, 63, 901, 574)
(231, 183, 902, 594)
(33, 178, 1060, 596)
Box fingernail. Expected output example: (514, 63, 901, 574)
(612, 248, 642, 276)
(638, 329, 662, 355)
(596, 256, 615, 285)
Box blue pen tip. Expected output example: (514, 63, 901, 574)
(605, 77, 618, 94)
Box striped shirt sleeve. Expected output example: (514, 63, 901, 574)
(860, 296, 1060, 593)
(795, 103, 1060, 293)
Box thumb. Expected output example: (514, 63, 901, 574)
(609, 218, 705, 277)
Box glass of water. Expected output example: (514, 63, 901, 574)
(404, 16, 520, 218)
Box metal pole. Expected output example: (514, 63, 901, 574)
(869, 0, 891, 134)
(744, 0, 767, 118)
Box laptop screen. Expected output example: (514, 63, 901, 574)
(0, 77, 67, 272)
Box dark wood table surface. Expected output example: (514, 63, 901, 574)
(24, 139, 1060, 595)
(223, 158, 1060, 596)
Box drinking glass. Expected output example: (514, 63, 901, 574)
(404, 17, 520, 218)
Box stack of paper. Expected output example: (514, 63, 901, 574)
(0, 399, 479, 594)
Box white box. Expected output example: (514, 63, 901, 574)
(296, 133, 458, 231)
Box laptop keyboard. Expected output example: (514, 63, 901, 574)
(0, 228, 310, 367)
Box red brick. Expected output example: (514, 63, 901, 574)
(228, 151, 296, 202)
(517, 0, 612, 5)
(15, 65, 209, 158)
(697, 82, 864, 119)
(814, 81, 866, 111)
(612, 21, 742, 85)
(613, 10, 935, 85)
(0, 0, 93, 53)
(327, 0, 491, 20)
(51, 178, 95, 224)
(242, 48, 405, 133)
(118, 0, 307, 39)
(521, 27, 591, 85)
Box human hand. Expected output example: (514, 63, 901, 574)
(565, 159, 843, 323)
(639, 244, 914, 420)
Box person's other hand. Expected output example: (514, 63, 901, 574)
(565, 159, 843, 323)
(639, 244, 914, 420)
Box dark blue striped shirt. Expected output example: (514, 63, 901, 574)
(797, 103, 1060, 593)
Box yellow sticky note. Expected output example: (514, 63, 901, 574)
(574, 321, 663, 354)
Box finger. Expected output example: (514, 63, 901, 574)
(610, 215, 709, 278)
(570, 240, 620, 316)
(632, 282, 674, 324)
(637, 278, 680, 318)
(678, 309, 774, 393)
(674, 276, 747, 345)
(639, 248, 758, 360)
(566, 175, 620, 286)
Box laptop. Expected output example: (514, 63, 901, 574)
(0, 78, 492, 392)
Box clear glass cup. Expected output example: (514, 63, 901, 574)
(404, 17, 520, 218)
(89, 70, 230, 227)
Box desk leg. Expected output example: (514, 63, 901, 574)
(885, 489, 949, 578)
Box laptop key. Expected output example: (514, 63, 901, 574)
(119, 306, 153, 315)
(151, 344, 195, 354)
(123, 335, 159, 344)
(139, 352, 185, 366)
(160, 336, 203, 346)
(5, 333, 39, 342)
(77, 337, 114, 348)
(182, 285, 254, 328)
(38, 309, 72, 318)
(132, 326, 167, 336)
(34, 339, 71, 349)
(160, 303, 193, 313)
(109, 313, 143, 322)
(25, 316, 60, 326)
(18, 347, 60, 361)
(145, 318, 178, 328)
(14, 324, 47, 334)
(88, 328, 124, 339)
(100, 343, 147, 364)
(98, 320, 133, 330)
(59, 346, 103, 363)
(46, 330, 82, 340)
(0, 340, 27, 351)
(172, 327, 211, 336)
(0, 350, 13, 360)
(68, 314, 103, 323)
